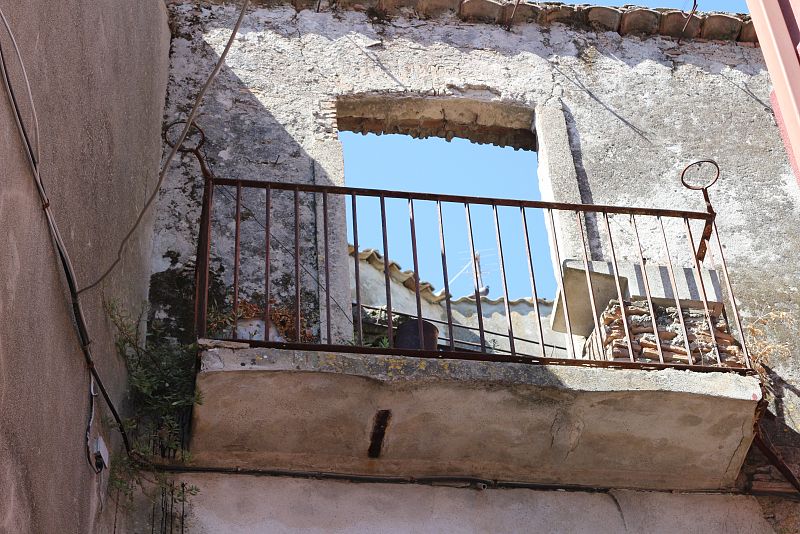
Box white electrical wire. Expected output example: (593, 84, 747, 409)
(0, 0, 251, 463)
(78, 0, 251, 295)
(0, 7, 39, 163)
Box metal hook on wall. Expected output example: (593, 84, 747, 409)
(680, 159, 719, 261)
(163, 120, 215, 182)
(681, 158, 719, 211)
(164, 119, 206, 153)
(677, 0, 699, 45)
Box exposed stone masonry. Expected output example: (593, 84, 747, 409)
(455, 3, 756, 44)
(240, 0, 758, 44)
(585, 299, 747, 368)
(337, 95, 537, 149)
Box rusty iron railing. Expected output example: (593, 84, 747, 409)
(194, 169, 752, 374)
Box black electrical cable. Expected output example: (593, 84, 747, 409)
(151, 459, 800, 500)
(0, 7, 133, 457)
(0, 0, 249, 464)
(0, 7, 39, 162)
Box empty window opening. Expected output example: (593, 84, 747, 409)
(338, 96, 556, 303)
(341, 132, 556, 302)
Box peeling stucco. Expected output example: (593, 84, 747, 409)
(151, 2, 800, 527)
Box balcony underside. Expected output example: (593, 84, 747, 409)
(189, 343, 761, 491)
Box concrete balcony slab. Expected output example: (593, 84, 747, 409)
(189, 346, 761, 491)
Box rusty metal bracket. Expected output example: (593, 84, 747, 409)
(164, 120, 215, 337)
(676, 0, 698, 45)
(754, 421, 800, 494)
(505, 0, 522, 31)
(681, 159, 719, 262)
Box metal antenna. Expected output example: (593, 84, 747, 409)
(476, 252, 490, 296)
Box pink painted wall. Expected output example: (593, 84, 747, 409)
(749, 0, 800, 183)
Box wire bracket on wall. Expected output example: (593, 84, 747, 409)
(680, 159, 718, 261)
(677, 0, 698, 45)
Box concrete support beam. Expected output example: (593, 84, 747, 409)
(189, 347, 761, 491)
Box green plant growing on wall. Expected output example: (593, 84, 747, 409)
(105, 300, 201, 510)
(108, 453, 198, 511)
(148, 251, 228, 344)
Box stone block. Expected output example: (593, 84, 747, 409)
(190, 347, 761, 491)
(198, 338, 252, 350)
(508, 2, 540, 24)
(701, 14, 743, 41)
(659, 10, 702, 39)
(586, 6, 621, 33)
(738, 20, 758, 43)
(382, 0, 423, 15)
(550, 266, 629, 337)
(619, 8, 660, 36)
(336, 0, 379, 10)
(459, 0, 503, 23)
(538, 4, 579, 26)
(290, 0, 319, 11)
(417, 0, 459, 17)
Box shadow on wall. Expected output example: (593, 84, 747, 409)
(560, 103, 602, 261)
(150, 19, 343, 342)
(150, 5, 576, 360)
(738, 364, 800, 496)
(758, 365, 800, 473)
(178, 3, 771, 176)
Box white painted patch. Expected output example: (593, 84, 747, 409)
(780, 172, 800, 213)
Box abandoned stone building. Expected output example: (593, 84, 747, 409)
(3, 0, 800, 532)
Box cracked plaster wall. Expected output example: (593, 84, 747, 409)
(153, 2, 800, 527)
(154, 0, 795, 341)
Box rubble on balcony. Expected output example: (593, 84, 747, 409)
(584, 299, 747, 368)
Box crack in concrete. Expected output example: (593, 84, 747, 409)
(548, 412, 560, 449)
(722, 414, 753, 488)
(607, 491, 628, 532)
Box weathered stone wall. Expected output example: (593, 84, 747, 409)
(0, 1, 170, 532)
(155, 3, 784, 343)
(155, 1, 800, 527)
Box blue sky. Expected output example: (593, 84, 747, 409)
(592, 0, 748, 12)
(341, 133, 555, 300)
(339, 0, 751, 303)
